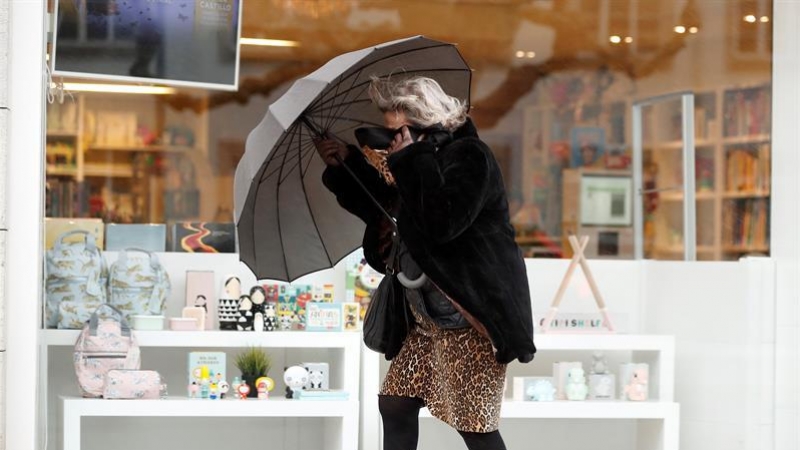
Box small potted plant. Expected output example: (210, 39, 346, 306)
(234, 347, 272, 398)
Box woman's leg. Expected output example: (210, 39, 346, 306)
(379, 395, 425, 450)
(458, 430, 507, 450)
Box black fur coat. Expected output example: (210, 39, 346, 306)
(322, 119, 536, 364)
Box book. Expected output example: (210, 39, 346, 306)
(45, 218, 104, 250)
(306, 302, 343, 332)
(170, 222, 236, 253)
(294, 390, 349, 401)
(188, 352, 226, 386)
(105, 223, 166, 252)
(185, 271, 215, 330)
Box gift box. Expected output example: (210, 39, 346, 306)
(105, 224, 166, 252)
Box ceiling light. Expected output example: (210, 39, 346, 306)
(689, 26, 699, 34)
(624, 36, 633, 43)
(744, 15, 757, 23)
(760, 16, 770, 23)
(240, 38, 300, 47)
(609, 35, 622, 44)
(674, 26, 686, 34)
(61, 83, 176, 95)
(526, 51, 536, 58)
(515, 50, 525, 58)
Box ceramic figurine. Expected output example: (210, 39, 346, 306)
(565, 368, 589, 401)
(222, 276, 242, 299)
(591, 351, 609, 374)
(200, 378, 210, 399)
(218, 380, 230, 399)
(188, 381, 199, 399)
(284, 365, 309, 399)
(236, 295, 254, 331)
(237, 382, 251, 400)
(624, 369, 649, 401)
(255, 376, 274, 400)
(209, 382, 218, 400)
(231, 376, 242, 400)
(525, 379, 556, 402)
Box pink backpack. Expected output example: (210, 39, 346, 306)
(73, 304, 141, 398)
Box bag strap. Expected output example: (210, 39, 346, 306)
(88, 304, 132, 337)
(117, 248, 160, 269)
(55, 230, 95, 252)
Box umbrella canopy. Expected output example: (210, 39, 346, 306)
(234, 35, 471, 282)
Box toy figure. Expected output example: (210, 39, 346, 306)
(624, 369, 649, 401)
(209, 382, 218, 400)
(251, 286, 267, 332)
(283, 365, 309, 399)
(231, 376, 241, 400)
(218, 380, 230, 399)
(255, 376, 275, 400)
(565, 368, 589, 401)
(237, 382, 251, 400)
(591, 351, 609, 374)
(525, 379, 556, 402)
(200, 378, 210, 399)
(188, 381, 199, 399)
(222, 276, 242, 299)
(237, 295, 254, 331)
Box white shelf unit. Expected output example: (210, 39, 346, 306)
(60, 397, 359, 450)
(362, 333, 678, 450)
(43, 330, 362, 450)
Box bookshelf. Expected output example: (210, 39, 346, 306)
(44, 93, 207, 224)
(639, 84, 771, 260)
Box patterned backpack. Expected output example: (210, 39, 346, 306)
(45, 230, 108, 329)
(74, 304, 141, 398)
(108, 248, 171, 323)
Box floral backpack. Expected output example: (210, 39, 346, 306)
(108, 248, 171, 324)
(74, 304, 141, 398)
(45, 230, 108, 329)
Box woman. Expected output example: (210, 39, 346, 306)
(316, 76, 536, 450)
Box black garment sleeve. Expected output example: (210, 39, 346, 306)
(386, 138, 491, 244)
(321, 145, 396, 224)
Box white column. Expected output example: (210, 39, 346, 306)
(0, 1, 9, 449)
(769, 2, 800, 450)
(5, 2, 46, 450)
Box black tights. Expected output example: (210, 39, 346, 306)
(379, 395, 507, 450)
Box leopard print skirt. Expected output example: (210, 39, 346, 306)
(379, 297, 507, 433)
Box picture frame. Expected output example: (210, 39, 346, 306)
(570, 127, 606, 167)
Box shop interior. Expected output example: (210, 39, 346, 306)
(38, 1, 775, 450)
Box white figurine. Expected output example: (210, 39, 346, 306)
(591, 351, 609, 374)
(526, 379, 556, 402)
(624, 369, 649, 401)
(565, 368, 589, 401)
(283, 365, 309, 399)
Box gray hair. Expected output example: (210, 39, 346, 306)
(368, 75, 468, 131)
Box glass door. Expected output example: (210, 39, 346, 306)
(633, 93, 697, 260)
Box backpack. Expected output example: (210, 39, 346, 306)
(74, 304, 141, 398)
(45, 230, 108, 329)
(108, 248, 171, 324)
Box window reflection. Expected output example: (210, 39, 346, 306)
(44, 0, 772, 260)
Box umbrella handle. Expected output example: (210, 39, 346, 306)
(301, 115, 399, 233)
(397, 272, 428, 289)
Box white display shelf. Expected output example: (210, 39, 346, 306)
(62, 397, 359, 450)
(62, 396, 357, 417)
(419, 400, 679, 420)
(43, 329, 361, 349)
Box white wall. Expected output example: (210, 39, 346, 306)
(0, 1, 8, 449)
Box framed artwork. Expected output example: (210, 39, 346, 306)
(570, 127, 606, 168)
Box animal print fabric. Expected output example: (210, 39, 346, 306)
(361, 146, 396, 186)
(380, 298, 507, 433)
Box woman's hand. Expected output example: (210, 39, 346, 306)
(313, 136, 349, 166)
(387, 126, 422, 155)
